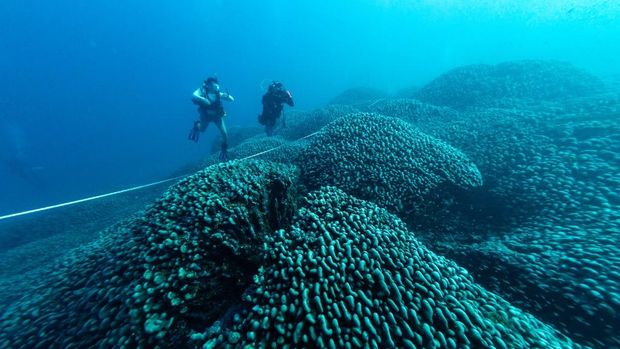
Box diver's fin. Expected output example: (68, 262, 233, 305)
(219, 150, 228, 162)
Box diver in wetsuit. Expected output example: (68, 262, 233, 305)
(188, 77, 234, 161)
(258, 81, 294, 136)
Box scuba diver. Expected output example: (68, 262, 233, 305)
(188, 76, 234, 161)
(258, 81, 294, 136)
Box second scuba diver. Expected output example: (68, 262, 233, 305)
(188, 77, 234, 161)
(258, 81, 294, 136)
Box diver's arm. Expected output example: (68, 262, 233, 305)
(192, 89, 210, 106)
(220, 92, 235, 102)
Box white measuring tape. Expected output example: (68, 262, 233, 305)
(0, 132, 320, 221)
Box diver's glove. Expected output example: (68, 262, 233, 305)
(188, 122, 200, 142)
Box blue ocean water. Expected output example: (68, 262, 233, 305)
(1, 0, 619, 214)
(0, 1, 619, 348)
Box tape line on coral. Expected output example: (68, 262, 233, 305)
(0, 132, 320, 221)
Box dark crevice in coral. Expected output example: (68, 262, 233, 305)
(178, 170, 303, 343)
(264, 175, 299, 232)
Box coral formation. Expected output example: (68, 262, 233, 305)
(1, 59, 616, 349)
(0, 161, 299, 348)
(299, 113, 483, 222)
(446, 218, 620, 348)
(279, 105, 359, 141)
(414, 60, 606, 109)
(206, 186, 581, 349)
(364, 93, 620, 347)
(328, 87, 389, 106)
(362, 98, 460, 124)
(0, 163, 583, 349)
(431, 107, 620, 347)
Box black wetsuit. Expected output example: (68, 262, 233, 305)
(259, 89, 294, 135)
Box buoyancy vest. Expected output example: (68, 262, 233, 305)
(200, 88, 225, 117)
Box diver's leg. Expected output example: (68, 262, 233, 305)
(215, 117, 229, 161)
(215, 117, 228, 148)
(198, 113, 209, 132)
(266, 118, 275, 137)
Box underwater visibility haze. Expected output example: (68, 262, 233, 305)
(0, 0, 619, 348)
